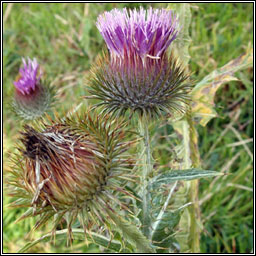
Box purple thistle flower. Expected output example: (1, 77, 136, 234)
(88, 7, 191, 118)
(13, 57, 42, 95)
(97, 7, 178, 60)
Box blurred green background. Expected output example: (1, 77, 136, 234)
(3, 3, 253, 253)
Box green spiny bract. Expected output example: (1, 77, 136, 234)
(87, 51, 191, 119)
(12, 80, 55, 120)
(7, 110, 137, 243)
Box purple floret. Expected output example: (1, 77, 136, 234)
(97, 7, 178, 60)
(13, 58, 42, 95)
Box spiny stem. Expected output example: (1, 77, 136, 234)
(138, 114, 153, 238)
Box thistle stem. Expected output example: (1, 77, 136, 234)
(188, 180, 200, 252)
(138, 114, 153, 238)
(176, 117, 201, 253)
(187, 115, 201, 253)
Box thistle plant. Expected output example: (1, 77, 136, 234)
(12, 57, 55, 120)
(87, 6, 192, 241)
(5, 3, 253, 254)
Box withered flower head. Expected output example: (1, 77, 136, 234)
(88, 7, 191, 118)
(8, 110, 136, 241)
(12, 57, 55, 120)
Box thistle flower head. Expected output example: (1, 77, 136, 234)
(88, 7, 191, 119)
(8, 111, 136, 240)
(97, 7, 178, 60)
(12, 57, 55, 120)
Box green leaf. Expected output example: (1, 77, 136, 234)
(191, 45, 253, 126)
(152, 168, 222, 189)
(18, 228, 127, 253)
(151, 204, 189, 253)
(107, 209, 155, 253)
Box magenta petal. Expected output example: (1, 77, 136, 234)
(96, 7, 179, 60)
(13, 57, 41, 95)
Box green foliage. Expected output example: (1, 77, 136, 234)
(151, 207, 184, 253)
(107, 210, 155, 253)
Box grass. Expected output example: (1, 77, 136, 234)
(3, 3, 253, 253)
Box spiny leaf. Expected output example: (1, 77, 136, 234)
(151, 204, 189, 253)
(107, 209, 155, 253)
(191, 45, 253, 126)
(152, 168, 222, 189)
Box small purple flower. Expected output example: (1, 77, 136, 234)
(13, 57, 42, 95)
(12, 57, 55, 120)
(97, 7, 178, 60)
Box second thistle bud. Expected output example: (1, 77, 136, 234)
(12, 58, 55, 120)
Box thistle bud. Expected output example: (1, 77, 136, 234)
(88, 7, 191, 118)
(12, 58, 55, 120)
(8, 111, 136, 241)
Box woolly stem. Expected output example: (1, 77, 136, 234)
(175, 116, 201, 253)
(187, 115, 201, 253)
(188, 179, 200, 252)
(138, 114, 153, 238)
